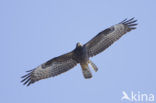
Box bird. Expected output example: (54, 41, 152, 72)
(21, 18, 137, 86)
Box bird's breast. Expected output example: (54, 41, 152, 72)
(74, 46, 89, 63)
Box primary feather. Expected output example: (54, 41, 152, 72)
(21, 52, 77, 86)
(21, 18, 137, 86)
(85, 18, 137, 57)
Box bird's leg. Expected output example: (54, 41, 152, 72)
(88, 60, 98, 72)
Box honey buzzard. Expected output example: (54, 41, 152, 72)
(21, 18, 137, 86)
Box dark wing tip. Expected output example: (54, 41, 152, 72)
(21, 69, 35, 86)
(119, 17, 138, 31)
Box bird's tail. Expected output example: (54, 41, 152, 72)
(88, 60, 98, 72)
(80, 63, 92, 79)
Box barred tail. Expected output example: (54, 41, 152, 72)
(80, 63, 92, 79)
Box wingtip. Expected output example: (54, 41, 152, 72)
(120, 18, 137, 24)
(120, 17, 137, 24)
(21, 69, 35, 86)
(120, 18, 138, 32)
(119, 18, 127, 24)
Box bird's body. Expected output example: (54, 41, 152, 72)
(21, 18, 138, 86)
(74, 43, 94, 78)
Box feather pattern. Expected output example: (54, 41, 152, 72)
(21, 52, 77, 86)
(21, 18, 138, 86)
(85, 18, 137, 57)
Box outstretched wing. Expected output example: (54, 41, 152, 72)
(84, 18, 137, 57)
(21, 51, 78, 86)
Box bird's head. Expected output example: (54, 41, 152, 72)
(76, 42, 82, 47)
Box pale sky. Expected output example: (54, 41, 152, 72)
(1, 0, 156, 103)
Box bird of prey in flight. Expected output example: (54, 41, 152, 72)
(21, 18, 137, 86)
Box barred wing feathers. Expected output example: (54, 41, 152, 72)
(21, 52, 78, 86)
(85, 18, 137, 57)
